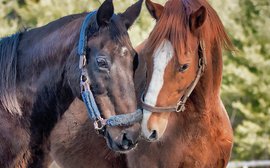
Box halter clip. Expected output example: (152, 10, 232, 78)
(176, 101, 185, 113)
(94, 117, 106, 130)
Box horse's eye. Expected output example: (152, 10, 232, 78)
(178, 64, 189, 73)
(96, 57, 109, 69)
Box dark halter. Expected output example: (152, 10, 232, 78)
(141, 41, 207, 113)
(78, 12, 142, 132)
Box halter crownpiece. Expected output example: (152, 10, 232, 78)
(78, 12, 142, 132)
(141, 40, 207, 113)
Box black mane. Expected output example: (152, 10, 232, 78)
(0, 33, 22, 115)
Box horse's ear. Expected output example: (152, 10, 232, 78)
(97, 0, 114, 27)
(145, 0, 164, 20)
(189, 6, 207, 33)
(120, 0, 143, 29)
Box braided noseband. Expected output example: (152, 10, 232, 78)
(78, 12, 142, 132)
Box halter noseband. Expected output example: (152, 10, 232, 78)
(78, 12, 142, 133)
(141, 41, 206, 113)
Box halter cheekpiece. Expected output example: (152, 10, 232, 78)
(78, 12, 142, 132)
(141, 41, 207, 113)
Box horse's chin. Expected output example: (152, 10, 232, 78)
(104, 131, 138, 153)
(115, 143, 138, 154)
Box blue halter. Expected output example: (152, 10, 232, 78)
(77, 12, 142, 131)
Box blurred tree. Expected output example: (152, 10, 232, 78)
(210, 0, 270, 161)
(0, 0, 101, 35)
(0, 0, 164, 45)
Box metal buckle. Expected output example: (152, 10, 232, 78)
(176, 101, 185, 113)
(199, 57, 203, 67)
(80, 69, 91, 92)
(80, 79, 90, 93)
(94, 118, 106, 135)
(94, 117, 106, 130)
(79, 55, 87, 69)
(200, 41, 206, 51)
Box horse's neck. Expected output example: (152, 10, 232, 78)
(16, 15, 84, 108)
(190, 40, 223, 113)
(17, 15, 83, 86)
(24, 67, 75, 167)
(2, 14, 84, 167)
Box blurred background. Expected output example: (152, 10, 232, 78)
(1, 0, 269, 164)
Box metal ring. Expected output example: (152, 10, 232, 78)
(94, 118, 106, 130)
(176, 101, 185, 113)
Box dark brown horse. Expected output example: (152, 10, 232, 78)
(50, 0, 234, 167)
(0, 0, 143, 167)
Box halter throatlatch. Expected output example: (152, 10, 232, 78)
(141, 41, 207, 113)
(78, 12, 142, 132)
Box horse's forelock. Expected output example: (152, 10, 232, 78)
(108, 16, 133, 49)
(145, 0, 234, 58)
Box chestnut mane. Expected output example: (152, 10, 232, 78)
(145, 0, 233, 57)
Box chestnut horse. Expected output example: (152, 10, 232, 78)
(50, 0, 234, 167)
(0, 0, 143, 167)
(128, 0, 234, 167)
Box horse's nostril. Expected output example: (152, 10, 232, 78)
(149, 130, 158, 140)
(122, 133, 132, 150)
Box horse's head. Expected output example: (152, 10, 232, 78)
(67, 0, 143, 152)
(141, 0, 207, 141)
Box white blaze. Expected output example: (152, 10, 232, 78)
(141, 40, 174, 138)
